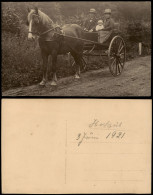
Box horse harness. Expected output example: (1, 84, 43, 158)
(28, 25, 65, 41)
(28, 12, 83, 56)
(29, 26, 83, 55)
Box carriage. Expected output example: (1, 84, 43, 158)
(70, 28, 126, 77)
(28, 9, 126, 86)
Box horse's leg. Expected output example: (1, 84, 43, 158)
(40, 51, 48, 86)
(71, 53, 82, 79)
(51, 51, 58, 86)
(75, 64, 81, 79)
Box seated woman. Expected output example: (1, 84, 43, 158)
(98, 9, 115, 44)
(103, 9, 115, 31)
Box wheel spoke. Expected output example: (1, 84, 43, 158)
(119, 45, 124, 53)
(115, 40, 119, 53)
(113, 61, 116, 74)
(117, 59, 121, 73)
(111, 58, 116, 66)
(118, 40, 123, 53)
(118, 58, 123, 68)
(120, 53, 124, 57)
(113, 59, 117, 73)
(116, 59, 118, 75)
(111, 58, 116, 73)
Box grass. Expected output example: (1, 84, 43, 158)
(2, 31, 150, 92)
(2, 31, 106, 92)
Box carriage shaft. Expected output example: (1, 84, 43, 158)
(83, 53, 107, 56)
(55, 32, 103, 45)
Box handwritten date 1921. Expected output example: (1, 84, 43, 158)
(106, 131, 125, 139)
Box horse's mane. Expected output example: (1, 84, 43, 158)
(38, 10, 54, 26)
(28, 9, 54, 27)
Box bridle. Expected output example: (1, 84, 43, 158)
(28, 26, 58, 37)
(28, 13, 83, 57)
(28, 13, 61, 38)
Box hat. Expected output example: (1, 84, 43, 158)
(104, 9, 111, 14)
(89, 8, 96, 14)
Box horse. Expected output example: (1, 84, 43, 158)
(27, 7, 84, 86)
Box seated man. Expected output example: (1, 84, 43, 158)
(103, 9, 115, 31)
(95, 20, 104, 31)
(83, 8, 97, 32)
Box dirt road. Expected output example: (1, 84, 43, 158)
(2, 56, 151, 96)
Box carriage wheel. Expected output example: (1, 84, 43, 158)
(108, 36, 126, 76)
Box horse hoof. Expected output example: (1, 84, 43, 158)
(50, 81, 57, 86)
(74, 75, 80, 79)
(39, 81, 46, 86)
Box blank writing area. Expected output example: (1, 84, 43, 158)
(65, 100, 151, 193)
(2, 100, 66, 194)
(67, 143, 150, 193)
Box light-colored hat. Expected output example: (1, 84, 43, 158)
(89, 8, 96, 14)
(104, 9, 111, 14)
(98, 20, 103, 24)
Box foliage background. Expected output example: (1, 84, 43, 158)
(2, 1, 151, 91)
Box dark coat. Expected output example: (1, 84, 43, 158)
(83, 18, 97, 31)
(103, 18, 115, 31)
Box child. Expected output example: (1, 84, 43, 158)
(96, 20, 104, 31)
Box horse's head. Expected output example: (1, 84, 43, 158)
(27, 7, 41, 40)
(27, 7, 54, 41)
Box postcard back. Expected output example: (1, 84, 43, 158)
(2, 99, 151, 193)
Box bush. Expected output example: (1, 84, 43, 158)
(2, 32, 42, 91)
(2, 7, 21, 35)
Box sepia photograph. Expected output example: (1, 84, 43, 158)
(2, 1, 151, 96)
(2, 99, 151, 193)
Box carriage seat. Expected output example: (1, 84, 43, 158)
(84, 32, 98, 42)
(83, 23, 121, 45)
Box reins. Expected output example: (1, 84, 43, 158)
(29, 27, 104, 45)
(39, 27, 57, 36)
(28, 26, 57, 37)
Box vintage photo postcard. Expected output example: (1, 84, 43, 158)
(2, 1, 151, 96)
(2, 99, 151, 193)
